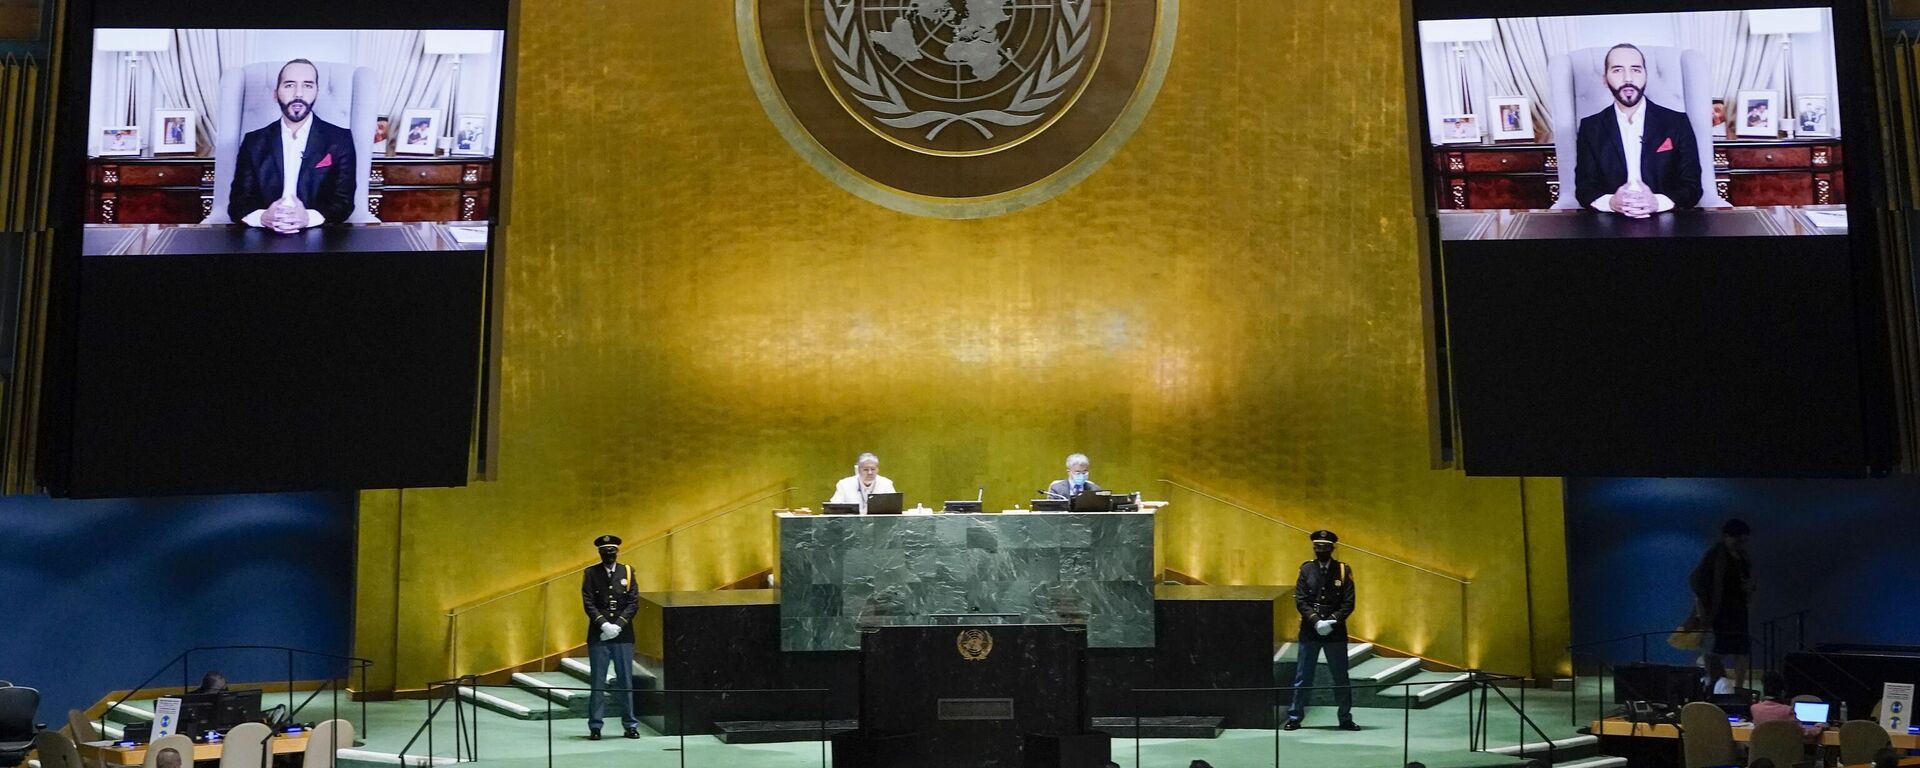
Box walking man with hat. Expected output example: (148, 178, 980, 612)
(1285, 529, 1359, 731)
(582, 534, 641, 740)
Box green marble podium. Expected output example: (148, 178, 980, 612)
(776, 510, 1157, 652)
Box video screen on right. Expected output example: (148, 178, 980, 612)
(1416, 8, 1847, 240)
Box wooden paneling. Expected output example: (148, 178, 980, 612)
(1431, 139, 1845, 209)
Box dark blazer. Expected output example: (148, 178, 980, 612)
(1573, 100, 1703, 210)
(1046, 478, 1105, 498)
(227, 116, 357, 224)
(581, 562, 640, 645)
(1294, 558, 1355, 642)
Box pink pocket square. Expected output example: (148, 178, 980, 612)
(1655, 138, 1674, 153)
(314, 153, 334, 169)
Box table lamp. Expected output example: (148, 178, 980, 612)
(1747, 9, 1824, 138)
(423, 30, 495, 149)
(94, 29, 170, 149)
(1420, 20, 1496, 142)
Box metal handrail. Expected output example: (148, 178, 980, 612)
(445, 486, 798, 618)
(1156, 479, 1471, 584)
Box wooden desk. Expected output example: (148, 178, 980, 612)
(87, 156, 494, 225)
(1591, 717, 1920, 749)
(77, 735, 309, 766)
(1429, 138, 1844, 209)
(1844, 759, 1920, 767)
(1436, 205, 1846, 241)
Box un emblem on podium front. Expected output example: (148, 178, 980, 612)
(739, 0, 1179, 218)
(956, 628, 995, 661)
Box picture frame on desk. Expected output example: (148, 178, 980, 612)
(1488, 96, 1532, 141)
(1795, 94, 1832, 137)
(98, 126, 140, 156)
(372, 115, 391, 154)
(452, 114, 487, 156)
(1736, 90, 1779, 138)
(152, 109, 196, 154)
(1711, 98, 1729, 141)
(1437, 113, 1480, 144)
(396, 109, 440, 156)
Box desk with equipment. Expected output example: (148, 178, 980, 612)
(1591, 716, 1920, 749)
(77, 733, 311, 766)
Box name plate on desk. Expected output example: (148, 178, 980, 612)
(937, 698, 1015, 721)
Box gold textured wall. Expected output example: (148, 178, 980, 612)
(355, 0, 1572, 691)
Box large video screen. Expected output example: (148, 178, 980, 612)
(82, 28, 504, 255)
(1415, 9, 1847, 240)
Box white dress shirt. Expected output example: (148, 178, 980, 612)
(830, 475, 896, 513)
(242, 118, 327, 229)
(1590, 103, 1675, 214)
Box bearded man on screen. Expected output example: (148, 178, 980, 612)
(1573, 44, 1702, 218)
(227, 59, 357, 233)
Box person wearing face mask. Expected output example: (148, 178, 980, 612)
(1285, 529, 1359, 732)
(829, 452, 896, 514)
(1045, 453, 1104, 500)
(581, 534, 641, 740)
(1689, 518, 1754, 694)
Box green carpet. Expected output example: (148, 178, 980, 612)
(342, 683, 1592, 768)
(109, 681, 1602, 767)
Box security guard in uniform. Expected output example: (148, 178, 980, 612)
(1285, 529, 1359, 731)
(582, 534, 641, 740)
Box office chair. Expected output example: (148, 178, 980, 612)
(0, 685, 43, 768)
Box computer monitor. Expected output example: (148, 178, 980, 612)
(821, 502, 860, 514)
(1068, 491, 1115, 513)
(1792, 700, 1830, 725)
(1029, 498, 1068, 512)
(865, 493, 904, 515)
(174, 693, 219, 738)
(215, 689, 263, 730)
(942, 500, 983, 513)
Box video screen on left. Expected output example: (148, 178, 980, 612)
(84, 28, 504, 254)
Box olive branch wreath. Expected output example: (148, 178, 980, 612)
(822, 0, 1091, 141)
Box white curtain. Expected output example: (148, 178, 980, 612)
(1675, 11, 1781, 106)
(146, 30, 251, 152)
(352, 31, 453, 133)
(1469, 17, 1574, 140)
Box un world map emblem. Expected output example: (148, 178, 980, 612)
(739, 0, 1179, 218)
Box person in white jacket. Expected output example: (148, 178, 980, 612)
(830, 452, 896, 513)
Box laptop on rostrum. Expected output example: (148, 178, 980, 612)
(864, 492, 904, 515)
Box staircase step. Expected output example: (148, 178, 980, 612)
(1273, 642, 1374, 665)
(105, 702, 154, 725)
(1484, 733, 1600, 762)
(511, 672, 593, 712)
(1090, 716, 1225, 739)
(1373, 671, 1475, 707)
(1551, 757, 1626, 768)
(558, 657, 658, 689)
(456, 685, 585, 720)
(712, 720, 858, 744)
(1348, 655, 1425, 684)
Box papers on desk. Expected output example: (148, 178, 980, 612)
(445, 226, 489, 245)
(1804, 210, 1848, 230)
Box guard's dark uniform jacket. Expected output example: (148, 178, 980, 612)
(582, 562, 640, 645)
(1294, 557, 1355, 642)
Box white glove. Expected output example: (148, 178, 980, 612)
(599, 622, 620, 641)
(1315, 619, 1334, 636)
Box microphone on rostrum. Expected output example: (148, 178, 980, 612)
(1039, 488, 1067, 500)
